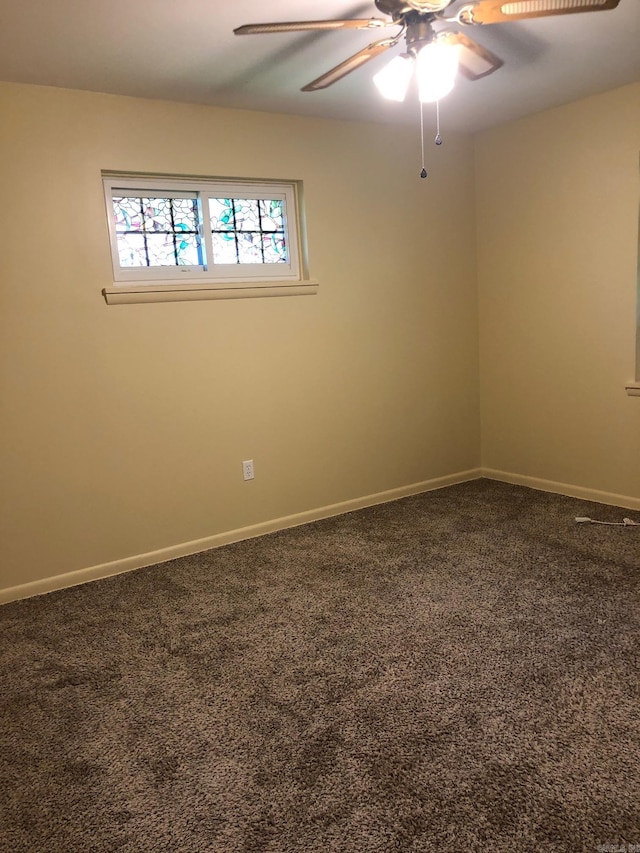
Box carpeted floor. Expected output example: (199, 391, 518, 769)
(1, 479, 639, 852)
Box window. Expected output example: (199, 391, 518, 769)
(627, 178, 640, 397)
(102, 173, 315, 303)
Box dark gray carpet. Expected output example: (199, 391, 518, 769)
(2, 479, 640, 852)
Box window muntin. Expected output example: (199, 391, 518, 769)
(103, 176, 301, 285)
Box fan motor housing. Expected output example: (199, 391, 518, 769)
(405, 17, 436, 51)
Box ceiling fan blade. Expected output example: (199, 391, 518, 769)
(234, 19, 390, 36)
(301, 39, 396, 91)
(459, 0, 620, 25)
(440, 32, 504, 79)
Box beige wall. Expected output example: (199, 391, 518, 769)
(476, 83, 640, 500)
(0, 83, 480, 592)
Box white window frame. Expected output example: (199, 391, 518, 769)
(102, 174, 311, 300)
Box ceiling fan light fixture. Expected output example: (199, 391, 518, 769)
(416, 41, 459, 102)
(373, 53, 415, 101)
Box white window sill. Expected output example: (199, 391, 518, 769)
(103, 280, 319, 305)
(625, 383, 640, 397)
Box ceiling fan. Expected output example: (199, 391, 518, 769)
(234, 0, 621, 96)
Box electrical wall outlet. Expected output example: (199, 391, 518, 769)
(242, 459, 254, 481)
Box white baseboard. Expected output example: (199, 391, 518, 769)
(481, 468, 640, 512)
(0, 468, 482, 605)
(6, 467, 636, 606)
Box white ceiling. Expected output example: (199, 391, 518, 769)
(0, 0, 638, 132)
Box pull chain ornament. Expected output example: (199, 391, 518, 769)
(420, 98, 446, 177)
(419, 98, 427, 178)
(435, 100, 443, 145)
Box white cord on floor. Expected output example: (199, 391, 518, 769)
(575, 516, 640, 526)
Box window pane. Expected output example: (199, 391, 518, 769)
(237, 232, 263, 264)
(175, 234, 201, 265)
(211, 232, 239, 264)
(145, 233, 178, 266)
(233, 199, 260, 231)
(142, 197, 172, 232)
(113, 197, 144, 232)
(259, 199, 284, 231)
(209, 198, 235, 231)
(172, 198, 199, 232)
(263, 233, 287, 264)
(117, 232, 147, 267)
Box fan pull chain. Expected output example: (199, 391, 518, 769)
(435, 100, 443, 145)
(419, 98, 427, 179)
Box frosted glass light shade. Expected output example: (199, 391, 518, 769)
(373, 54, 414, 102)
(416, 42, 459, 103)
